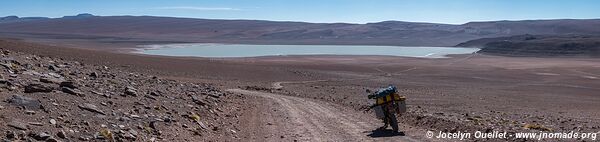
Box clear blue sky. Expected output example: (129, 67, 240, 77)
(1, 0, 599, 24)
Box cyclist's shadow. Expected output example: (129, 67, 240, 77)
(365, 129, 406, 138)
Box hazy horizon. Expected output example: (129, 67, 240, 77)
(5, 13, 600, 25)
(2, 0, 600, 24)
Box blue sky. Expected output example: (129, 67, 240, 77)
(1, 0, 599, 24)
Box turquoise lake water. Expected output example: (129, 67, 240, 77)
(137, 43, 479, 58)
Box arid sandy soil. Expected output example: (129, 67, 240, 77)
(1, 39, 599, 141)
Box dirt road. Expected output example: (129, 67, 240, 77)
(227, 89, 424, 142)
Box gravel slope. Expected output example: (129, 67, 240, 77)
(0, 47, 243, 141)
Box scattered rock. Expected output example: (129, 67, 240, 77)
(28, 122, 43, 126)
(6, 131, 16, 139)
(48, 64, 60, 72)
(1, 63, 14, 71)
(78, 103, 105, 115)
(198, 121, 208, 130)
(24, 83, 54, 93)
(128, 129, 138, 137)
(191, 95, 207, 106)
(61, 87, 84, 97)
(8, 120, 28, 130)
(123, 133, 136, 140)
(207, 93, 221, 98)
(32, 132, 51, 141)
(124, 86, 137, 96)
(39, 77, 64, 84)
(46, 137, 59, 142)
(7, 95, 41, 109)
(0, 79, 9, 84)
(47, 72, 63, 78)
(25, 110, 36, 115)
(144, 95, 157, 100)
(59, 81, 77, 89)
(149, 91, 160, 96)
(78, 136, 91, 141)
(56, 130, 66, 139)
(89, 72, 99, 78)
(0, 49, 235, 141)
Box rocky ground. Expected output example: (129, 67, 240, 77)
(0, 48, 244, 141)
(236, 54, 600, 141)
(2, 39, 600, 141)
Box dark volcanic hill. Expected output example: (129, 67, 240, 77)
(0, 16, 49, 23)
(2, 14, 600, 46)
(457, 34, 600, 57)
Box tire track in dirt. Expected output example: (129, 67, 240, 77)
(227, 89, 422, 142)
(272, 80, 329, 90)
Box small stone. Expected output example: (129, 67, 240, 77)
(130, 114, 140, 119)
(6, 131, 16, 139)
(49, 119, 57, 125)
(59, 81, 77, 89)
(118, 117, 130, 121)
(89, 72, 99, 78)
(7, 95, 41, 109)
(48, 72, 62, 78)
(61, 87, 84, 97)
(128, 129, 138, 137)
(198, 121, 208, 130)
(144, 95, 157, 100)
(46, 137, 59, 142)
(48, 65, 60, 72)
(149, 121, 159, 129)
(28, 122, 43, 126)
(57, 130, 66, 139)
(123, 133, 136, 140)
(124, 87, 137, 96)
(78, 103, 105, 115)
(39, 77, 64, 84)
(0, 79, 9, 84)
(149, 91, 160, 96)
(191, 96, 207, 106)
(79, 136, 90, 141)
(24, 83, 54, 93)
(33, 132, 51, 140)
(207, 93, 221, 98)
(25, 110, 36, 115)
(8, 120, 28, 130)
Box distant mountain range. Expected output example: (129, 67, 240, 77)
(1, 13, 600, 46)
